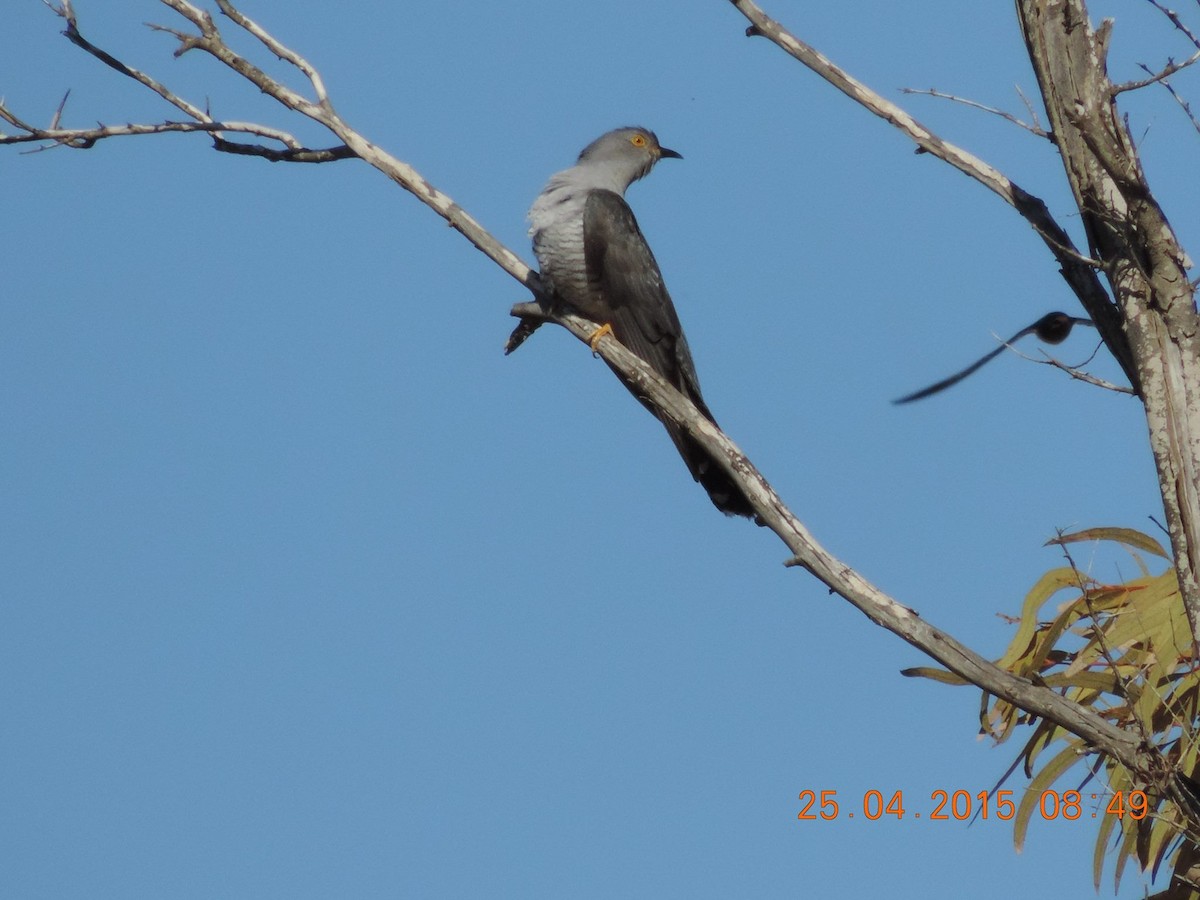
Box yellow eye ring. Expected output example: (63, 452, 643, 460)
(630, 134, 647, 148)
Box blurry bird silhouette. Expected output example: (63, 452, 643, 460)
(894, 312, 1094, 404)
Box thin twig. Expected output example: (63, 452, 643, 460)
(156, 0, 325, 119)
(727, 0, 1140, 395)
(1015, 82, 1047, 134)
(4, 0, 541, 298)
(1138, 63, 1200, 137)
(214, 0, 330, 105)
(1036, 356, 1134, 394)
(1146, 0, 1200, 50)
(900, 86, 1052, 138)
(1006, 338, 1136, 394)
(1112, 50, 1200, 93)
(510, 300, 1148, 781)
(1054, 535, 1141, 714)
(62, 14, 211, 122)
(0, 111, 349, 160)
(48, 90, 69, 130)
(5, 0, 1167, 815)
(0, 102, 38, 134)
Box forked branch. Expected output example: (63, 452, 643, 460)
(4, 0, 539, 294)
(726, 0, 1139, 393)
(5, 0, 1190, 847)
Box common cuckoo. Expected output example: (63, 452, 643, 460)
(528, 127, 754, 518)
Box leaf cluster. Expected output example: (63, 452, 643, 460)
(914, 528, 1199, 894)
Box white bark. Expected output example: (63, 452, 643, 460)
(7, 0, 1200, 857)
(1015, 0, 1200, 647)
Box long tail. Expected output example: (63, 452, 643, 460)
(604, 361, 757, 519)
(661, 382, 755, 518)
(664, 421, 756, 518)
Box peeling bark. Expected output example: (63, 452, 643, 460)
(1015, 0, 1200, 648)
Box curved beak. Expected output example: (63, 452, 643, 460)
(659, 146, 683, 160)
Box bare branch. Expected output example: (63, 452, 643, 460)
(213, 0, 329, 105)
(1036, 357, 1137, 393)
(0, 101, 39, 135)
(1112, 49, 1200, 93)
(1146, 0, 1200, 51)
(42, 0, 75, 27)
(1016, 0, 1200, 651)
(509, 299, 1148, 780)
(63, 12, 210, 122)
(1138, 63, 1200, 137)
(5, 0, 544, 298)
(0, 111, 351, 161)
(1015, 82, 1048, 133)
(48, 89, 69, 130)
(899, 86, 1052, 139)
(1009, 339, 1137, 395)
(727, 0, 1140, 394)
(154, 0, 325, 119)
(37, 0, 348, 164)
(11, 0, 1188, 847)
(208, 133, 354, 162)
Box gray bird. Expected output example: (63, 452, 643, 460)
(893, 311, 1095, 404)
(528, 127, 754, 518)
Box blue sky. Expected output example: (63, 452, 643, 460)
(2, 1, 1196, 897)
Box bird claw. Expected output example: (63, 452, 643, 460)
(588, 322, 614, 353)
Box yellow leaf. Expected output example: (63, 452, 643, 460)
(1093, 802, 1119, 890)
(1048, 526, 1169, 559)
(997, 567, 1086, 672)
(1014, 738, 1086, 852)
(900, 666, 968, 685)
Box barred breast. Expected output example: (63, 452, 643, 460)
(528, 179, 600, 318)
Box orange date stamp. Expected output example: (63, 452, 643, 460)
(796, 789, 1149, 821)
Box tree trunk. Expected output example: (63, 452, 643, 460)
(1016, 0, 1200, 647)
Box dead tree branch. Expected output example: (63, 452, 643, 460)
(1008, 343, 1136, 394)
(6, 0, 1195, 851)
(1137, 62, 1200, 136)
(727, 0, 1139, 395)
(3, 0, 543, 300)
(509, 298, 1150, 787)
(726, 0, 1200, 649)
(1145, 0, 1200, 52)
(1112, 50, 1200, 93)
(724, 0, 1200, 842)
(899, 86, 1053, 139)
(1015, 0, 1200, 652)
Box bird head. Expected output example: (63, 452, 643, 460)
(576, 126, 682, 188)
(1033, 311, 1092, 345)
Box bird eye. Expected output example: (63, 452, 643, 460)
(630, 134, 647, 147)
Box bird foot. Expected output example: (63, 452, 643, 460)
(588, 322, 614, 352)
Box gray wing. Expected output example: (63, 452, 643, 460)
(582, 190, 753, 518)
(582, 190, 707, 411)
